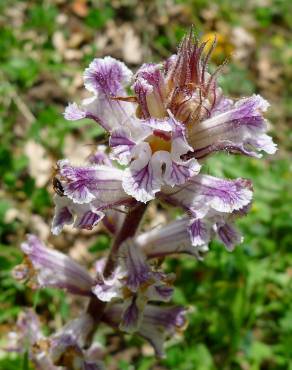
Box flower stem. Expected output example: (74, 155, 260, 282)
(103, 202, 148, 277)
(86, 202, 148, 336)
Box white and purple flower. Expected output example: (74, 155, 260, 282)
(9, 310, 105, 370)
(186, 94, 277, 159)
(51, 147, 134, 234)
(13, 28, 277, 365)
(110, 114, 201, 202)
(92, 238, 175, 333)
(50, 314, 105, 370)
(136, 217, 209, 260)
(103, 303, 187, 358)
(159, 174, 252, 251)
(13, 235, 94, 296)
(63, 30, 275, 204)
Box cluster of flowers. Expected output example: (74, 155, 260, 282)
(12, 30, 276, 369)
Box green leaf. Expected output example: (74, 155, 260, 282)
(22, 351, 29, 370)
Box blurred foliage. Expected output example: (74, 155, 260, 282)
(0, 0, 291, 369)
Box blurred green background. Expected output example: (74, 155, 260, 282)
(0, 0, 291, 369)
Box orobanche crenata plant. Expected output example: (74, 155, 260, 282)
(12, 29, 277, 369)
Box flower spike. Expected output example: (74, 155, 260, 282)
(14, 27, 277, 367)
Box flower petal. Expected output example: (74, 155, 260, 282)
(109, 128, 136, 165)
(64, 96, 109, 131)
(14, 309, 44, 349)
(136, 218, 208, 260)
(51, 190, 131, 235)
(92, 282, 122, 302)
(74, 207, 104, 230)
(53, 313, 94, 348)
(137, 304, 187, 358)
(133, 63, 166, 119)
(11, 311, 56, 370)
(188, 218, 211, 246)
(92, 262, 124, 302)
(211, 95, 234, 115)
(133, 78, 153, 118)
(163, 174, 253, 213)
(64, 102, 86, 120)
(58, 160, 125, 204)
(50, 314, 102, 369)
(104, 303, 187, 358)
(51, 196, 74, 235)
(64, 57, 135, 132)
(119, 296, 146, 333)
(73, 94, 132, 133)
(123, 143, 162, 202)
(142, 117, 174, 132)
(246, 133, 277, 155)
(119, 238, 150, 292)
(84, 56, 132, 95)
(87, 146, 113, 167)
(164, 117, 201, 186)
(164, 159, 200, 187)
(215, 222, 243, 251)
(188, 94, 277, 158)
(146, 280, 174, 302)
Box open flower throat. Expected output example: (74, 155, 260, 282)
(147, 130, 172, 153)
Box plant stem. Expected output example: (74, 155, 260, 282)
(103, 202, 148, 277)
(86, 202, 148, 333)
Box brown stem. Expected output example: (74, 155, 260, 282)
(103, 202, 147, 277)
(86, 202, 148, 331)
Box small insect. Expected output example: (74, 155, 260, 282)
(82, 132, 110, 149)
(94, 132, 110, 145)
(51, 164, 65, 197)
(52, 176, 64, 197)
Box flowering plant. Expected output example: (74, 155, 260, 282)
(12, 29, 276, 369)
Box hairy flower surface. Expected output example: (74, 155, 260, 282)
(14, 28, 277, 368)
(9, 310, 105, 370)
(9, 310, 56, 370)
(103, 303, 187, 358)
(93, 238, 175, 332)
(14, 235, 94, 296)
(50, 314, 105, 369)
(64, 29, 276, 204)
(52, 147, 134, 234)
